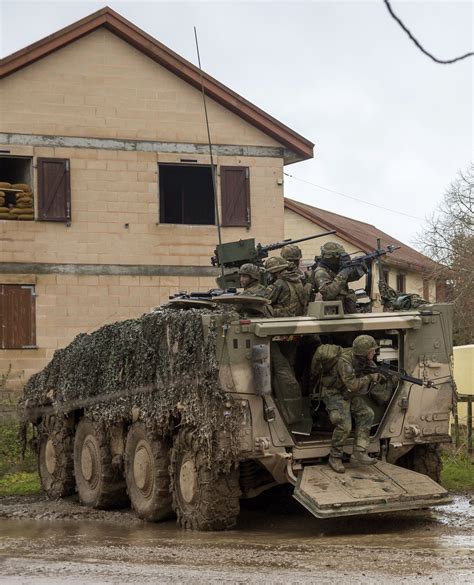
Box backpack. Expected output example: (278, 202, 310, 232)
(310, 344, 342, 398)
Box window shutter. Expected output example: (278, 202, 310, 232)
(37, 158, 71, 222)
(220, 166, 250, 227)
(0, 285, 36, 349)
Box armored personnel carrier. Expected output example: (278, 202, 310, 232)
(20, 295, 454, 530)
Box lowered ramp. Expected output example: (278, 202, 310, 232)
(293, 461, 451, 519)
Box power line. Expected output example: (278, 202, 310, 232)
(383, 0, 474, 64)
(283, 172, 425, 220)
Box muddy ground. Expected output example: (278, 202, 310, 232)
(0, 490, 473, 584)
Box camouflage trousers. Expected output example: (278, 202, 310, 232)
(322, 388, 374, 458)
(271, 341, 303, 425)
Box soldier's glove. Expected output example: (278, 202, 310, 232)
(338, 265, 365, 283)
(337, 267, 354, 281)
(369, 373, 383, 383)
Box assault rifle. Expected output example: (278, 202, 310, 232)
(364, 362, 437, 389)
(340, 244, 401, 274)
(211, 231, 336, 289)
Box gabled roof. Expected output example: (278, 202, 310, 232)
(284, 197, 437, 273)
(0, 6, 314, 163)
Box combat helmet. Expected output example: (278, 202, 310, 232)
(281, 244, 302, 262)
(352, 335, 379, 357)
(265, 256, 289, 274)
(321, 241, 346, 258)
(238, 263, 261, 281)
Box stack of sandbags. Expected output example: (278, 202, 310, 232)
(0, 182, 10, 219)
(10, 183, 34, 221)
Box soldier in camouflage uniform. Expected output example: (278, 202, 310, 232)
(323, 335, 382, 473)
(238, 263, 266, 296)
(281, 243, 313, 299)
(313, 242, 363, 314)
(264, 256, 308, 317)
(264, 256, 307, 433)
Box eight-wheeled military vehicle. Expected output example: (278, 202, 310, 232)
(20, 295, 454, 530)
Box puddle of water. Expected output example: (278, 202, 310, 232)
(0, 495, 472, 554)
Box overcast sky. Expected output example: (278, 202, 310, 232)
(1, 0, 472, 248)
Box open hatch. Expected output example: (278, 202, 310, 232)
(293, 460, 451, 519)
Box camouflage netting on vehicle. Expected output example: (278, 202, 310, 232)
(20, 306, 243, 471)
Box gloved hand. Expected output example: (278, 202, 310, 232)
(369, 373, 383, 383)
(337, 267, 354, 281)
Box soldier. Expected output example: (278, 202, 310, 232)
(281, 243, 313, 297)
(323, 335, 383, 474)
(264, 256, 308, 433)
(313, 242, 363, 314)
(238, 263, 266, 297)
(264, 256, 307, 317)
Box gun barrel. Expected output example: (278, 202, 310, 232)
(260, 230, 336, 254)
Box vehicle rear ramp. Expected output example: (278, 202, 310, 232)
(293, 461, 451, 519)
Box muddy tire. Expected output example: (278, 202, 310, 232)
(73, 418, 128, 509)
(38, 417, 75, 499)
(170, 429, 240, 531)
(396, 444, 442, 483)
(124, 423, 173, 521)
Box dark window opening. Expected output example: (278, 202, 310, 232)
(396, 274, 406, 293)
(0, 156, 34, 221)
(382, 269, 390, 285)
(0, 284, 36, 349)
(159, 164, 215, 225)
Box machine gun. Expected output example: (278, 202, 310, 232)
(211, 231, 336, 289)
(364, 361, 437, 389)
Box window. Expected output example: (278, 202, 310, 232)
(37, 158, 71, 222)
(0, 285, 36, 349)
(0, 156, 34, 221)
(396, 274, 406, 293)
(220, 166, 250, 227)
(382, 269, 390, 284)
(159, 164, 215, 225)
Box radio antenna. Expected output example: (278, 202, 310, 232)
(194, 27, 224, 282)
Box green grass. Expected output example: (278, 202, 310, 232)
(0, 471, 40, 495)
(441, 452, 474, 491)
(0, 419, 40, 495)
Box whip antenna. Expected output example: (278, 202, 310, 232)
(194, 27, 224, 282)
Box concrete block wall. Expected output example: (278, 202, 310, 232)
(0, 29, 281, 147)
(0, 272, 217, 404)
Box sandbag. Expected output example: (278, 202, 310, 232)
(0, 207, 10, 213)
(11, 207, 34, 215)
(0, 182, 11, 189)
(12, 183, 31, 191)
(16, 202, 34, 209)
(17, 214, 35, 220)
(0, 213, 12, 219)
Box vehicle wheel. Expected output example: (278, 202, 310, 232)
(73, 417, 128, 509)
(38, 417, 75, 499)
(124, 423, 173, 521)
(396, 444, 442, 483)
(170, 429, 240, 531)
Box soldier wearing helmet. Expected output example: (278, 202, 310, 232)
(321, 334, 384, 474)
(264, 256, 307, 317)
(263, 256, 309, 434)
(313, 241, 363, 314)
(238, 263, 266, 297)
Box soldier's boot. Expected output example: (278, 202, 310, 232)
(328, 455, 345, 474)
(351, 449, 377, 465)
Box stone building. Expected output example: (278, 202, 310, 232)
(0, 7, 313, 400)
(284, 197, 442, 309)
